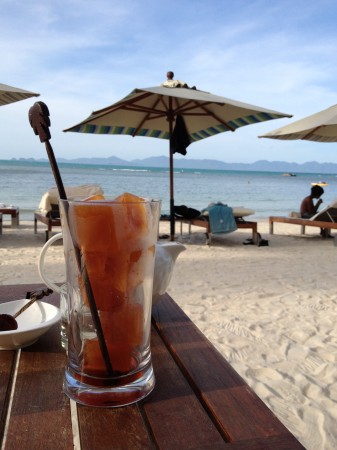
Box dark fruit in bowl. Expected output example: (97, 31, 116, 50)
(0, 314, 18, 331)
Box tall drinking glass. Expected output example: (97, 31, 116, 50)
(59, 195, 161, 407)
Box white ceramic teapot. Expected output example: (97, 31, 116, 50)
(38, 234, 186, 304)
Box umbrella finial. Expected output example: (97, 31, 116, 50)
(28, 101, 51, 143)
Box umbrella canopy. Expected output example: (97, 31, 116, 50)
(0, 83, 39, 107)
(259, 104, 337, 142)
(65, 85, 291, 240)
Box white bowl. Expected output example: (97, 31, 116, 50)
(0, 299, 61, 350)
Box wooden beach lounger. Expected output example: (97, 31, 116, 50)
(174, 204, 258, 244)
(269, 216, 337, 235)
(34, 184, 103, 241)
(269, 200, 337, 236)
(178, 217, 258, 244)
(34, 209, 61, 242)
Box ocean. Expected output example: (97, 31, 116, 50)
(0, 159, 336, 221)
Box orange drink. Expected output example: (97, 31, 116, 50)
(60, 194, 161, 407)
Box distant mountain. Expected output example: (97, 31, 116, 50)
(11, 156, 337, 174)
(57, 155, 129, 166)
(132, 157, 337, 173)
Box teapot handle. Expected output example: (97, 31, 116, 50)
(38, 232, 63, 293)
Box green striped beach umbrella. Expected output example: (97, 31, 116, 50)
(0, 83, 39, 106)
(65, 85, 291, 240)
(259, 104, 337, 142)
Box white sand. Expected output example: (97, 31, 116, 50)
(1, 219, 337, 450)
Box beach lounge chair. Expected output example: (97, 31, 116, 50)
(311, 200, 337, 222)
(176, 203, 258, 244)
(34, 184, 103, 241)
(269, 199, 337, 236)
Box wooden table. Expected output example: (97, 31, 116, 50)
(0, 208, 19, 227)
(0, 284, 304, 449)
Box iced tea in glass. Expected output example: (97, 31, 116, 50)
(60, 193, 161, 407)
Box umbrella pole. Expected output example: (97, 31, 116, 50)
(168, 102, 175, 241)
(169, 145, 175, 241)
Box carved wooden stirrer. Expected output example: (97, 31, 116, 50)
(28, 101, 113, 375)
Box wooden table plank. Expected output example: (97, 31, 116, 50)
(4, 326, 73, 449)
(152, 295, 305, 448)
(0, 352, 16, 444)
(143, 327, 227, 449)
(0, 285, 73, 450)
(1, 285, 43, 444)
(78, 405, 155, 450)
(228, 435, 306, 449)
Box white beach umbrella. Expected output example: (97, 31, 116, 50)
(0, 83, 39, 107)
(259, 104, 337, 142)
(65, 85, 292, 240)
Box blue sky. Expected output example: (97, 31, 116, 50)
(2, 0, 337, 164)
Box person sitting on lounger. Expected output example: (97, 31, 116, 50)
(300, 185, 332, 237)
(300, 185, 324, 219)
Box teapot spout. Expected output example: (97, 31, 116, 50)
(159, 242, 186, 261)
(152, 242, 186, 305)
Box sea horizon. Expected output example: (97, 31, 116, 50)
(0, 159, 336, 222)
(4, 155, 337, 175)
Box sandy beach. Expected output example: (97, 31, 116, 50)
(1, 218, 337, 450)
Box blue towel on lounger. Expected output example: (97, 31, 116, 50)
(202, 203, 237, 234)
